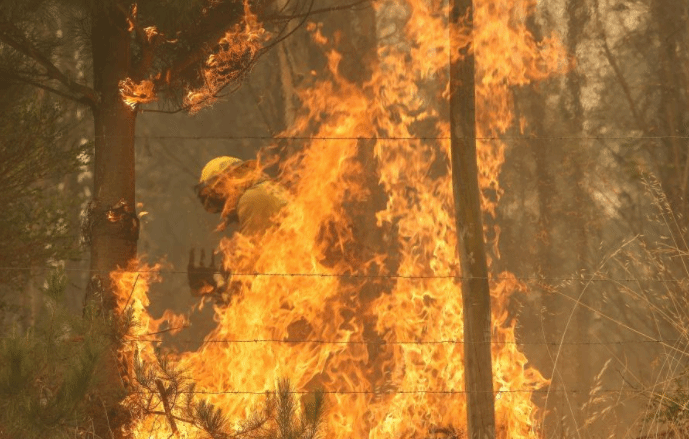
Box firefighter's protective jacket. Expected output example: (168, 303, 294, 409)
(189, 168, 287, 298)
(235, 180, 287, 236)
(210, 179, 286, 302)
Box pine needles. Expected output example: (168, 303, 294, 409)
(129, 348, 327, 439)
(0, 269, 110, 439)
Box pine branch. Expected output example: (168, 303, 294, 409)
(276, 379, 296, 438)
(257, 0, 314, 59)
(0, 70, 87, 104)
(155, 379, 180, 436)
(116, 3, 165, 81)
(194, 399, 228, 437)
(0, 18, 98, 106)
(155, 0, 248, 89)
(264, 0, 371, 22)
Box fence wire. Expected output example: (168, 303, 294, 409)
(126, 336, 684, 346)
(1, 265, 688, 284)
(89, 134, 689, 140)
(131, 388, 644, 396)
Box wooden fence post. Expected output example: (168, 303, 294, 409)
(449, 0, 496, 437)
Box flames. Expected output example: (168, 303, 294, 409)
(119, 0, 266, 112)
(119, 78, 156, 109)
(184, 0, 268, 113)
(112, 0, 568, 437)
(111, 261, 188, 384)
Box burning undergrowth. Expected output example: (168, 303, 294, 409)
(113, 0, 568, 437)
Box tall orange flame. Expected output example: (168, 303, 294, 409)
(112, 262, 163, 379)
(114, 0, 568, 437)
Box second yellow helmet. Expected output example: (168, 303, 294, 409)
(199, 156, 243, 183)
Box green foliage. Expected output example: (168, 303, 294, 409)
(0, 269, 112, 439)
(0, 0, 91, 299)
(0, 79, 87, 303)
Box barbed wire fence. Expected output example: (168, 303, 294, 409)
(4, 265, 689, 282)
(88, 134, 689, 139)
(6, 132, 687, 435)
(13, 265, 682, 400)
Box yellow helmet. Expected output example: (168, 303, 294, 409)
(199, 156, 243, 183)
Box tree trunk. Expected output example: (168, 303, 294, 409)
(86, 3, 138, 438)
(651, 0, 689, 221)
(449, 0, 496, 437)
(86, 2, 138, 312)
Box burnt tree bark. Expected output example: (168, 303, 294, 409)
(449, 0, 496, 437)
(86, 6, 138, 436)
(86, 2, 138, 311)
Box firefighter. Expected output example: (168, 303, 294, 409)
(188, 156, 287, 299)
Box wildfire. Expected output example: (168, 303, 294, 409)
(184, 0, 268, 113)
(111, 262, 176, 380)
(119, 0, 266, 113)
(119, 78, 156, 109)
(114, 0, 568, 437)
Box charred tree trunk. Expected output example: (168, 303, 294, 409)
(86, 3, 138, 438)
(449, 0, 496, 437)
(86, 2, 138, 311)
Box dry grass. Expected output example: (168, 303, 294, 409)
(539, 172, 689, 438)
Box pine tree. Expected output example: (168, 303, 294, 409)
(0, 270, 110, 438)
(1, 270, 327, 438)
(130, 350, 327, 439)
(0, 0, 324, 311)
(0, 67, 86, 327)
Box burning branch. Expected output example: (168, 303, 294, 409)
(119, 78, 157, 109)
(155, 379, 179, 437)
(120, 3, 171, 81)
(184, 0, 268, 113)
(120, 0, 370, 114)
(155, 0, 248, 91)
